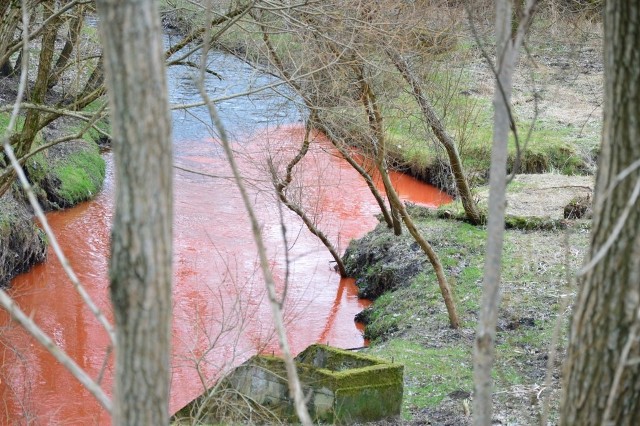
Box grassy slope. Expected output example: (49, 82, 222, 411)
(349, 210, 589, 423)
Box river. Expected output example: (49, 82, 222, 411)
(0, 49, 451, 424)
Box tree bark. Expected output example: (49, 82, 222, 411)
(0, 0, 21, 76)
(15, 0, 60, 158)
(360, 69, 459, 328)
(48, 4, 85, 89)
(95, 0, 173, 424)
(473, 2, 513, 423)
(560, 3, 640, 425)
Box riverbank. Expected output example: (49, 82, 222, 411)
(0, 75, 107, 285)
(346, 174, 593, 424)
(155, 4, 603, 423)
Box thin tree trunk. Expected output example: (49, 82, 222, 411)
(473, 1, 536, 424)
(380, 166, 460, 328)
(95, 0, 173, 423)
(0, 1, 21, 76)
(360, 69, 459, 328)
(560, 3, 640, 425)
(15, 0, 60, 158)
(473, 2, 512, 423)
(387, 49, 483, 225)
(358, 73, 402, 236)
(48, 4, 85, 89)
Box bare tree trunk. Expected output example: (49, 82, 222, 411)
(48, 4, 85, 89)
(473, 2, 513, 423)
(387, 49, 483, 225)
(0, 1, 21, 76)
(560, 3, 640, 425)
(380, 166, 460, 328)
(473, 1, 536, 424)
(95, 0, 173, 423)
(358, 74, 402, 236)
(14, 0, 60, 158)
(360, 69, 459, 328)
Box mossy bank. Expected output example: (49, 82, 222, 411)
(1, 120, 106, 286)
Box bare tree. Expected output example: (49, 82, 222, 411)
(560, 2, 640, 425)
(96, 0, 173, 423)
(386, 49, 483, 225)
(268, 114, 348, 277)
(244, 0, 461, 328)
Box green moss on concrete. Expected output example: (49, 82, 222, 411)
(334, 383, 404, 424)
(176, 344, 403, 424)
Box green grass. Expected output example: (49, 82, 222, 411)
(25, 138, 106, 207)
(385, 82, 592, 182)
(54, 150, 105, 204)
(368, 339, 472, 417)
(351, 212, 589, 420)
(0, 112, 26, 137)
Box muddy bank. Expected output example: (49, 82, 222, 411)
(344, 173, 593, 424)
(0, 192, 47, 286)
(343, 216, 431, 302)
(345, 173, 594, 340)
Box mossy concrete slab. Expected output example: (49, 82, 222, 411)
(175, 344, 404, 424)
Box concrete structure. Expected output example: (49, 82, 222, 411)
(175, 344, 404, 424)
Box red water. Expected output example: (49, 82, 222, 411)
(0, 125, 451, 424)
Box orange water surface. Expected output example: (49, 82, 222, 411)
(0, 125, 451, 424)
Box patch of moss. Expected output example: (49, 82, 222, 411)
(54, 150, 105, 205)
(25, 139, 105, 208)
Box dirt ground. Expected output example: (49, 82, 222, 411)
(477, 173, 594, 220)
